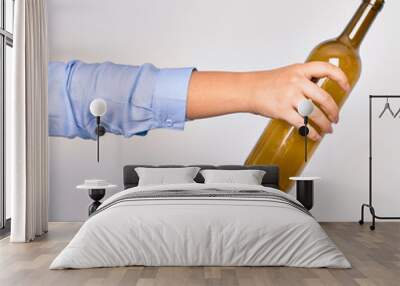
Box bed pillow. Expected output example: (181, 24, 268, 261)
(200, 169, 266, 185)
(135, 167, 201, 186)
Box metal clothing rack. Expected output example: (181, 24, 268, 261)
(359, 95, 400, 230)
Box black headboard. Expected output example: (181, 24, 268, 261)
(123, 165, 280, 190)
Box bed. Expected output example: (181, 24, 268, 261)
(50, 165, 350, 269)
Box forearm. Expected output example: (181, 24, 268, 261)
(186, 71, 255, 119)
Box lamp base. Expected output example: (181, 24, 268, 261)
(95, 125, 106, 136)
(298, 126, 309, 136)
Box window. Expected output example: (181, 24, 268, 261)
(0, 0, 13, 234)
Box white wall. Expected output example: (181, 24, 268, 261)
(47, 0, 400, 222)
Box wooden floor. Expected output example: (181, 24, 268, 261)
(0, 222, 399, 286)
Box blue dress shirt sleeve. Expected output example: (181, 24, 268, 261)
(48, 61, 195, 139)
(152, 68, 193, 130)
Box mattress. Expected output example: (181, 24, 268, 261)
(50, 183, 350, 269)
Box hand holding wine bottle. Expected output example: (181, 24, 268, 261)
(245, 0, 384, 191)
(181, 0, 383, 191)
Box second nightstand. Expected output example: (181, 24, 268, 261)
(77, 180, 117, 215)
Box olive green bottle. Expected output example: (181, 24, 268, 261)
(245, 0, 384, 191)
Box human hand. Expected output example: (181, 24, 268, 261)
(247, 62, 350, 141)
(187, 62, 350, 140)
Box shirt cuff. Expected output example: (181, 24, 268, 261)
(152, 67, 196, 130)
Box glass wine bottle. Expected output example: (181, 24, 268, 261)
(245, 0, 385, 191)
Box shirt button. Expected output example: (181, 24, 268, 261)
(165, 119, 173, 127)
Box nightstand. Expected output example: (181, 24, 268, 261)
(77, 180, 117, 215)
(289, 177, 320, 210)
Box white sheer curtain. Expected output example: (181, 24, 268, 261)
(8, 0, 49, 242)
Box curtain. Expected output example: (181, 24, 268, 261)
(8, 0, 49, 242)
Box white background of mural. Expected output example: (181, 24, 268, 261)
(47, 0, 400, 221)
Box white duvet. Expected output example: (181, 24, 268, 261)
(50, 183, 350, 269)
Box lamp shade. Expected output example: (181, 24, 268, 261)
(90, 99, 107, 117)
(298, 99, 314, 117)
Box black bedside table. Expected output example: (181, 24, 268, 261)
(77, 182, 117, 215)
(289, 177, 320, 211)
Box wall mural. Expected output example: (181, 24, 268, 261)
(48, 0, 383, 192)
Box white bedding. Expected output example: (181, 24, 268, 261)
(50, 183, 350, 269)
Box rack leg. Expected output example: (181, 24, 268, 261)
(359, 203, 376, 231)
(369, 206, 376, 231)
(359, 204, 365, 225)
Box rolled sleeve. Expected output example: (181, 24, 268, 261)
(152, 67, 195, 130)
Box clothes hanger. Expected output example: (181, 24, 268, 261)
(393, 106, 400, 118)
(378, 97, 395, 118)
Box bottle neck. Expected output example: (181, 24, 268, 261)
(339, 0, 384, 49)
